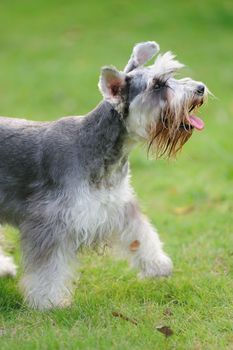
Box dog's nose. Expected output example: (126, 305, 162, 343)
(196, 84, 205, 95)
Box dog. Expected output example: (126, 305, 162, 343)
(0, 41, 208, 309)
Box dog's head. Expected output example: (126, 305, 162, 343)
(98, 41, 209, 158)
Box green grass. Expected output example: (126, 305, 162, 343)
(0, 0, 233, 349)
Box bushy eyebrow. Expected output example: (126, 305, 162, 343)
(152, 76, 171, 86)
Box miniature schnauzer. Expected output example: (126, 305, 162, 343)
(0, 41, 208, 309)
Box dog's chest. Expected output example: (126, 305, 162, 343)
(70, 176, 132, 245)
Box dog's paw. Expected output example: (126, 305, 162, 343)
(58, 297, 73, 309)
(139, 254, 173, 278)
(30, 297, 72, 310)
(0, 254, 17, 277)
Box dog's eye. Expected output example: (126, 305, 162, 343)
(154, 81, 165, 91)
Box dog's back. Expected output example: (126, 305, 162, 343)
(0, 117, 47, 224)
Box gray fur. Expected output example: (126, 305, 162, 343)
(127, 73, 148, 103)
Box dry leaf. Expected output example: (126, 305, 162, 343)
(129, 240, 140, 251)
(163, 308, 173, 316)
(112, 311, 138, 325)
(156, 325, 173, 337)
(173, 205, 194, 215)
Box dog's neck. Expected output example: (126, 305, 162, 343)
(83, 100, 133, 187)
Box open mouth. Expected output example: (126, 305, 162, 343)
(186, 101, 205, 131)
(162, 99, 205, 133)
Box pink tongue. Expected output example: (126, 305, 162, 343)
(188, 115, 205, 131)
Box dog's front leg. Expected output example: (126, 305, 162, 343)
(118, 200, 173, 278)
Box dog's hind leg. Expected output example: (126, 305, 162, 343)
(0, 227, 17, 277)
(0, 247, 17, 277)
(19, 217, 77, 310)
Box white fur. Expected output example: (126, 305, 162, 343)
(70, 176, 172, 278)
(152, 51, 184, 77)
(0, 248, 17, 277)
(20, 242, 75, 309)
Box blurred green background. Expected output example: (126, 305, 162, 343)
(0, 1, 232, 349)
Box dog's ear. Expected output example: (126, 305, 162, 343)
(98, 66, 126, 102)
(124, 41, 160, 73)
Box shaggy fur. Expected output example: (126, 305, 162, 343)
(0, 41, 208, 309)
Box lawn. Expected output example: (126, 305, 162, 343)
(0, 0, 233, 349)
